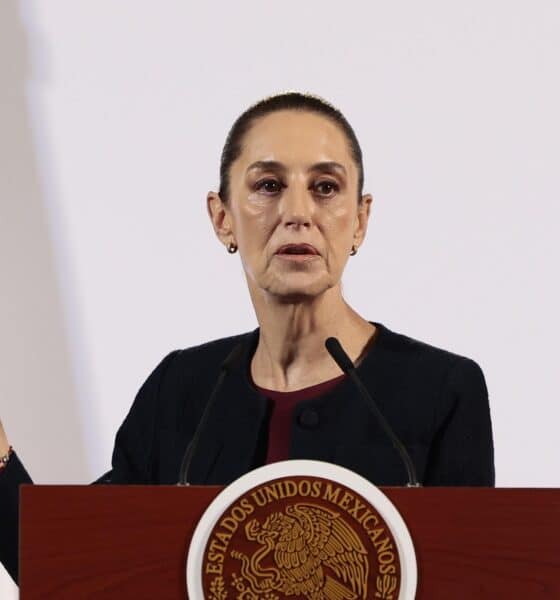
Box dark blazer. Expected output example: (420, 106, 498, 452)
(0, 321, 495, 583)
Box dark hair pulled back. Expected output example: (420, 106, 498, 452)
(218, 91, 364, 203)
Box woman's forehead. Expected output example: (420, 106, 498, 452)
(236, 110, 355, 173)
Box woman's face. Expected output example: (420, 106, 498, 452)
(208, 110, 372, 301)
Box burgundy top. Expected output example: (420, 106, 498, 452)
(253, 374, 347, 464)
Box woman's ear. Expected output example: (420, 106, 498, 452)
(207, 191, 234, 245)
(353, 193, 373, 247)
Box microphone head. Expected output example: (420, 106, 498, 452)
(325, 337, 355, 373)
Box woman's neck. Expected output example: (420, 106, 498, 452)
(249, 285, 376, 391)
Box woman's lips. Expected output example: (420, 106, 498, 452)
(275, 243, 319, 254)
(274, 243, 321, 262)
(275, 253, 320, 262)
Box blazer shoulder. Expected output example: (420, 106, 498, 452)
(130, 329, 255, 407)
(179, 331, 254, 361)
(171, 329, 255, 374)
(378, 322, 479, 368)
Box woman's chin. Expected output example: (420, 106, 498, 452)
(262, 276, 333, 303)
(246, 267, 338, 303)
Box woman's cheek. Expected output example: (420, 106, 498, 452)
(322, 211, 353, 236)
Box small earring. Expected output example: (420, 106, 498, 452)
(227, 241, 238, 254)
(350, 245, 358, 256)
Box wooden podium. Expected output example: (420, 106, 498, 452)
(19, 485, 560, 598)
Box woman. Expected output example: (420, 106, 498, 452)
(0, 92, 495, 584)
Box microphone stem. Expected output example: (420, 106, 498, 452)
(348, 370, 420, 487)
(177, 368, 227, 486)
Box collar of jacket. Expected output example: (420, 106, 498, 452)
(187, 322, 389, 485)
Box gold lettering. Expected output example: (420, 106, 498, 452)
(219, 516, 238, 534)
(207, 551, 224, 564)
(276, 482, 287, 499)
(323, 483, 341, 503)
(368, 527, 384, 544)
(338, 491, 354, 510)
(311, 480, 322, 497)
(348, 498, 365, 519)
(230, 506, 246, 522)
(240, 498, 254, 515)
(251, 488, 266, 507)
(361, 512, 379, 530)
(205, 562, 223, 575)
(298, 480, 311, 496)
(265, 484, 279, 503)
(209, 538, 227, 554)
(380, 563, 396, 575)
(378, 550, 395, 564)
(358, 508, 371, 524)
(215, 531, 231, 547)
(284, 480, 298, 498)
(374, 536, 393, 554)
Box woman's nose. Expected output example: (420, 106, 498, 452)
(278, 185, 313, 228)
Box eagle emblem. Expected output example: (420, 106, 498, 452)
(230, 502, 369, 599)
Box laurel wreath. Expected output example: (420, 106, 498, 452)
(208, 573, 398, 600)
(375, 573, 398, 599)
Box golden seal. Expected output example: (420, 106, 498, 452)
(201, 476, 402, 599)
(187, 461, 416, 599)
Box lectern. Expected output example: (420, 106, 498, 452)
(19, 485, 560, 598)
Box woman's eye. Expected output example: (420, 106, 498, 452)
(315, 181, 339, 196)
(254, 179, 338, 196)
(255, 179, 283, 193)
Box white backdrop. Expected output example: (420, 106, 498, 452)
(1, 0, 559, 594)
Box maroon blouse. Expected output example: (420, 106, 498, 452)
(253, 374, 347, 464)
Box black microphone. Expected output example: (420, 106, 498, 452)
(325, 337, 421, 487)
(177, 340, 247, 485)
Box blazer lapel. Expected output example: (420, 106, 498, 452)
(187, 330, 268, 485)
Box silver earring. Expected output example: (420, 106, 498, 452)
(227, 242, 238, 254)
(350, 245, 358, 256)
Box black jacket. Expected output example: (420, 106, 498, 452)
(0, 321, 495, 583)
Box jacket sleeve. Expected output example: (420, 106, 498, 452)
(106, 350, 181, 484)
(423, 357, 495, 486)
(0, 451, 33, 583)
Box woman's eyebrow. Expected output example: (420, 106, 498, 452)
(246, 160, 346, 176)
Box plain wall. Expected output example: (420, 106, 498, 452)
(1, 0, 559, 595)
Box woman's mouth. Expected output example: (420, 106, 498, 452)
(274, 243, 321, 261)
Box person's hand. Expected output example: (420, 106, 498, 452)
(0, 418, 10, 455)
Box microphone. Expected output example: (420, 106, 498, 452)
(325, 337, 421, 487)
(177, 340, 247, 486)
